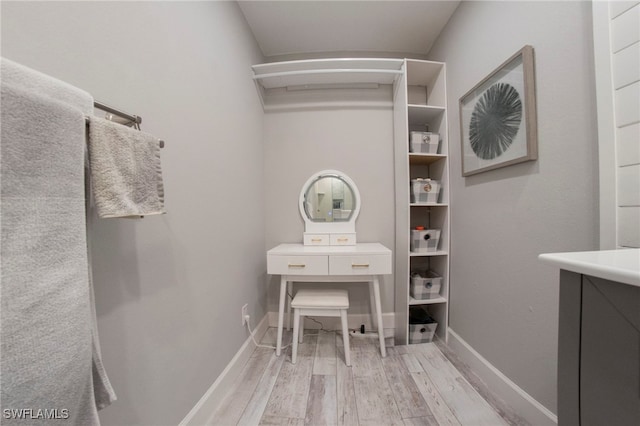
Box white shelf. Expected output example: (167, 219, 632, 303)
(410, 203, 448, 207)
(408, 105, 446, 123)
(252, 58, 404, 90)
(409, 296, 447, 305)
(409, 153, 447, 165)
(409, 251, 448, 257)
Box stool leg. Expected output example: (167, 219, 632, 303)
(292, 308, 300, 364)
(340, 309, 351, 366)
(299, 316, 304, 343)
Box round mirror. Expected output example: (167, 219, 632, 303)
(299, 170, 360, 235)
(303, 174, 355, 222)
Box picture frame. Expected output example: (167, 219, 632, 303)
(459, 45, 537, 177)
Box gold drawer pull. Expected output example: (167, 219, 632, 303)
(311, 238, 323, 242)
(337, 238, 349, 242)
(352, 263, 370, 268)
(288, 264, 306, 268)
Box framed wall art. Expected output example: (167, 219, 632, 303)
(459, 45, 537, 177)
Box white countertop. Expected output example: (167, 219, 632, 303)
(539, 249, 640, 287)
(268, 242, 391, 256)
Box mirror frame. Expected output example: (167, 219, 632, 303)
(299, 169, 361, 234)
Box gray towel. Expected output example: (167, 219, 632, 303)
(88, 116, 166, 218)
(1, 57, 116, 424)
(1, 59, 116, 412)
(0, 83, 105, 426)
(1, 58, 94, 115)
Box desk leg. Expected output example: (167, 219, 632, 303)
(287, 281, 293, 331)
(276, 276, 287, 357)
(372, 276, 386, 358)
(368, 281, 378, 332)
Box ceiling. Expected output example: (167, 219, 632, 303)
(237, 1, 461, 60)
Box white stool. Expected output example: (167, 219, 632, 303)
(291, 289, 351, 366)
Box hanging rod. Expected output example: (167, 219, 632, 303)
(94, 101, 141, 126)
(86, 101, 165, 148)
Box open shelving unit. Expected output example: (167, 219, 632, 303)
(393, 59, 450, 345)
(251, 57, 449, 346)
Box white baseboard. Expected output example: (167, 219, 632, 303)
(447, 328, 558, 426)
(266, 311, 395, 337)
(179, 314, 269, 426)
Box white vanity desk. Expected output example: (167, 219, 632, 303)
(267, 242, 392, 358)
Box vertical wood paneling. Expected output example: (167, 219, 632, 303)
(613, 42, 640, 89)
(610, 1, 640, 19)
(615, 81, 640, 127)
(612, 4, 640, 52)
(617, 123, 640, 166)
(595, 0, 619, 249)
(618, 165, 640, 206)
(612, 4, 640, 248)
(618, 207, 640, 247)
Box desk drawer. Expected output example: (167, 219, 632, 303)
(330, 233, 356, 245)
(303, 234, 330, 246)
(329, 255, 391, 275)
(267, 255, 328, 275)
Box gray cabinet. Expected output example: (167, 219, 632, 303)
(558, 271, 640, 426)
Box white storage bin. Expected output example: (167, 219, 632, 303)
(410, 179, 441, 204)
(409, 132, 439, 153)
(410, 270, 443, 300)
(410, 228, 441, 253)
(409, 322, 437, 343)
(409, 306, 438, 343)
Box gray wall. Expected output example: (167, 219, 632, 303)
(1, 2, 265, 425)
(2, 0, 601, 421)
(263, 91, 396, 315)
(427, 1, 599, 413)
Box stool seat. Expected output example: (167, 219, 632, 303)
(291, 288, 351, 366)
(291, 289, 349, 309)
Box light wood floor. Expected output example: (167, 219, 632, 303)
(211, 328, 511, 426)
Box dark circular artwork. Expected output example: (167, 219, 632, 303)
(469, 83, 522, 160)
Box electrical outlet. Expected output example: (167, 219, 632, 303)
(241, 304, 248, 326)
